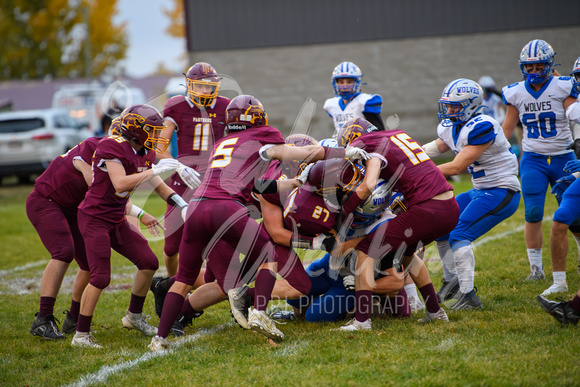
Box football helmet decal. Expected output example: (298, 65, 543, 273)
(336, 117, 377, 147)
(308, 158, 363, 198)
(225, 95, 268, 131)
(352, 178, 391, 228)
(185, 62, 220, 107)
(571, 56, 580, 94)
(120, 104, 169, 153)
(332, 61, 363, 100)
(518, 39, 556, 85)
(437, 78, 483, 126)
(109, 116, 122, 136)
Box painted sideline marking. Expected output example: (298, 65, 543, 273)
(64, 324, 228, 387)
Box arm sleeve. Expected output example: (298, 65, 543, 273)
(363, 112, 385, 131)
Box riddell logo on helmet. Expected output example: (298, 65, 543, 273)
(228, 124, 247, 130)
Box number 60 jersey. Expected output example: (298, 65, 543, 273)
(502, 76, 579, 155)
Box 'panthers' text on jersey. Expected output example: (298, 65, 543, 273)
(502, 76, 579, 155)
(324, 93, 382, 137)
(437, 115, 520, 191)
(351, 130, 453, 208)
(194, 126, 285, 205)
(163, 95, 230, 176)
(34, 137, 100, 211)
(79, 135, 156, 223)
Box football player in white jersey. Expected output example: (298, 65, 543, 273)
(502, 40, 580, 289)
(478, 76, 506, 125)
(323, 61, 385, 138)
(423, 79, 521, 310)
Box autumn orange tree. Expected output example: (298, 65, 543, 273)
(0, 0, 127, 80)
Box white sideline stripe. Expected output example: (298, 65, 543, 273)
(64, 324, 228, 387)
(0, 260, 46, 277)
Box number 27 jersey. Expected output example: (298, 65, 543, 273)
(502, 76, 579, 155)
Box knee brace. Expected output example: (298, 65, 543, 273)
(525, 206, 544, 223)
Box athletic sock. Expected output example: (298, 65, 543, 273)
(39, 296, 56, 317)
(254, 269, 276, 311)
(552, 271, 567, 286)
(418, 284, 440, 314)
(454, 245, 475, 294)
(355, 290, 373, 323)
(437, 240, 457, 282)
(128, 293, 146, 314)
(527, 248, 543, 270)
(69, 300, 80, 319)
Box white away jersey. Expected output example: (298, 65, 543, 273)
(502, 76, 579, 155)
(323, 93, 382, 138)
(437, 114, 520, 191)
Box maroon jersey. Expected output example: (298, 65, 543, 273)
(351, 130, 452, 208)
(194, 126, 285, 204)
(78, 135, 156, 223)
(163, 95, 230, 177)
(283, 186, 340, 236)
(34, 137, 100, 211)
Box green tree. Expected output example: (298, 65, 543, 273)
(0, 0, 127, 80)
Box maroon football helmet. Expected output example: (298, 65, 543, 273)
(225, 95, 268, 131)
(119, 104, 169, 153)
(283, 134, 319, 177)
(336, 117, 377, 147)
(185, 62, 220, 107)
(308, 158, 363, 198)
(109, 116, 121, 136)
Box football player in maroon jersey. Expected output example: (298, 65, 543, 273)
(157, 62, 231, 276)
(334, 117, 459, 331)
(149, 95, 370, 351)
(71, 104, 194, 348)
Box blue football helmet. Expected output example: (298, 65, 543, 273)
(571, 56, 580, 94)
(438, 79, 483, 126)
(332, 62, 363, 100)
(519, 39, 556, 85)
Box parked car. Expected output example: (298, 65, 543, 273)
(0, 108, 92, 183)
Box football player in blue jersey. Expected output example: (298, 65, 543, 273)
(323, 61, 385, 138)
(423, 78, 521, 310)
(501, 40, 580, 291)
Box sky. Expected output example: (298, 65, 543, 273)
(114, 0, 187, 78)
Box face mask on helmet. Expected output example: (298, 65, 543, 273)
(332, 62, 363, 100)
(519, 39, 556, 85)
(120, 104, 169, 153)
(185, 62, 220, 107)
(437, 79, 483, 126)
(571, 56, 580, 94)
(352, 179, 391, 228)
(307, 158, 363, 202)
(225, 95, 268, 131)
(336, 117, 377, 147)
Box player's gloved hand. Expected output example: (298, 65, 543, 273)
(344, 145, 371, 160)
(176, 163, 201, 190)
(342, 275, 355, 292)
(152, 158, 180, 176)
(551, 175, 576, 200)
(296, 163, 314, 185)
(564, 159, 580, 174)
(181, 205, 189, 222)
(566, 139, 580, 159)
(312, 233, 336, 251)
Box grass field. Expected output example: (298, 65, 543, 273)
(0, 177, 579, 386)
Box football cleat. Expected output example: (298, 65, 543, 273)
(122, 311, 158, 336)
(71, 332, 102, 348)
(525, 265, 545, 281)
(149, 335, 170, 352)
(437, 278, 460, 303)
(248, 308, 284, 341)
(169, 313, 199, 337)
(61, 310, 77, 334)
(451, 289, 483, 310)
(150, 276, 172, 318)
(228, 286, 252, 329)
(537, 295, 580, 325)
(30, 313, 66, 340)
(418, 308, 449, 323)
(540, 283, 568, 297)
(337, 318, 372, 331)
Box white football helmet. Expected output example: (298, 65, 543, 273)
(332, 62, 363, 100)
(571, 56, 580, 94)
(352, 179, 391, 228)
(438, 78, 483, 126)
(519, 39, 555, 85)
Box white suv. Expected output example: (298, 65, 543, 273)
(0, 108, 92, 183)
